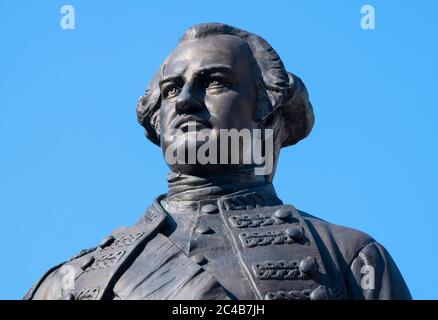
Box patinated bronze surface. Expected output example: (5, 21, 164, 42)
(25, 23, 411, 300)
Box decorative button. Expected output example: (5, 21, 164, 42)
(285, 226, 304, 241)
(80, 255, 95, 270)
(195, 223, 211, 234)
(201, 204, 218, 214)
(274, 208, 292, 220)
(99, 235, 115, 248)
(299, 256, 319, 275)
(309, 285, 330, 300)
(191, 254, 206, 265)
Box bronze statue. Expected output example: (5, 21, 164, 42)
(25, 23, 411, 300)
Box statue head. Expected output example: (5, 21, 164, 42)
(136, 23, 314, 181)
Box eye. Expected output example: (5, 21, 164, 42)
(163, 85, 181, 98)
(205, 78, 228, 89)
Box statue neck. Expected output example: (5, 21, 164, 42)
(166, 168, 267, 201)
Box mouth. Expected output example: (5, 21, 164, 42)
(173, 116, 211, 132)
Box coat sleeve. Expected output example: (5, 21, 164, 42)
(346, 241, 412, 299)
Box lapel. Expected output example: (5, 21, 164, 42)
(67, 199, 167, 300)
(217, 194, 345, 300)
(68, 196, 230, 300)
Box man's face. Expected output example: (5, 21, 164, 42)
(159, 35, 259, 174)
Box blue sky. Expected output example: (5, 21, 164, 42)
(1, 0, 437, 299)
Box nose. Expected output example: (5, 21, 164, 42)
(175, 84, 203, 114)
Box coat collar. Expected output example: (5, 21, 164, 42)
(157, 183, 282, 215)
